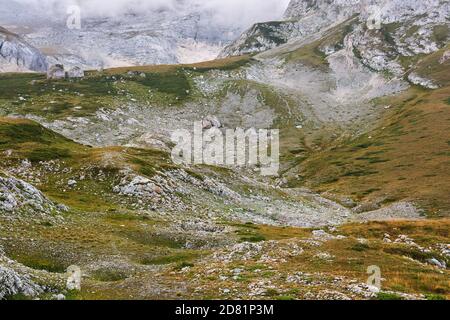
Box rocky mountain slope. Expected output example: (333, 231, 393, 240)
(0, 27, 48, 72)
(220, 0, 450, 88)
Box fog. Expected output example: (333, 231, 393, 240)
(5, 0, 291, 29)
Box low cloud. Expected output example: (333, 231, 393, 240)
(7, 0, 291, 29)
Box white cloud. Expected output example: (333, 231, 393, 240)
(6, 0, 291, 29)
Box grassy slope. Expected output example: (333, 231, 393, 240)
(0, 117, 177, 211)
(162, 219, 449, 300)
(286, 45, 450, 216)
(0, 56, 252, 121)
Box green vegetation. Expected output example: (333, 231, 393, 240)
(425, 294, 446, 301)
(432, 25, 449, 46)
(141, 252, 200, 266)
(248, 22, 289, 47)
(8, 253, 68, 273)
(0, 56, 252, 122)
(121, 230, 185, 249)
(0, 24, 449, 300)
(91, 269, 129, 282)
(350, 242, 371, 252)
(384, 246, 435, 264)
(381, 23, 400, 46)
(135, 70, 191, 100)
(0, 117, 85, 163)
(376, 292, 404, 300)
(288, 83, 450, 213)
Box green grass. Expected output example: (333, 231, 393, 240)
(0, 73, 46, 99)
(27, 147, 71, 162)
(91, 269, 129, 282)
(4, 293, 33, 300)
(121, 230, 185, 249)
(350, 242, 371, 252)
(432, 25, 449, 46)
(384, 246, 435, 264)
(425, 294, 446, 301)
(0, 120, 69, 146)
(0, 118, 85, 163)
(376, 292, 404, 300)
(240, 235, 267, 243)
(9, 253, 68, 273)
(275, 295, 296, 300)
(136, 71, 191, 99)
(184, 56, 251, 73)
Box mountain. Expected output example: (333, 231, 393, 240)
(220, 0, 449, 87)
(0, 27, 48, 72)
(0, 3, 243, 70)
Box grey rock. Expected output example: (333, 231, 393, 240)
(67, 180, 77, 187)
(0, 26, 47, 72)
(47, 64, 65, 80)
(67, 66, 84, 78)
(0, 265, 43, 299)
(427, 258, 447, 269)
(0, 174, 59, 216)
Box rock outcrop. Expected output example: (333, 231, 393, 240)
(220, 0, 449, 89)
(67, 66, 84, 78)
(0, 265, 43, 299)
(0, 26, 47, 72)
(0, 173, 59, 217)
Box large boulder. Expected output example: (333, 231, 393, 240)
(0, 174, 60, 217)
(47, 64, 65, 79)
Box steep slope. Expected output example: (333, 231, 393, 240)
(0, 118, 448, 300)
(1, 39, 449, 215)
(215, 0, 450, 214)
(287, 47, 450, 215)
(220, 0, 450, 86)
(0, 27, 48, 72)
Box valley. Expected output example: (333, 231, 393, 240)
(0, 0, 449, 300)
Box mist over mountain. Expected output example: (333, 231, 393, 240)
(0, 0, 290, 69)
(2, 0, 290, 30)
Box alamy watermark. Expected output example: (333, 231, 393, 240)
(366, 5, 382, 30)
(367, 265, 382, 290)
(66, 5, 82, 30)
(171, 122, 280, 176)
(66, 265, 82, 291)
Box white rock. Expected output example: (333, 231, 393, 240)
(47, 64, 65, 80)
